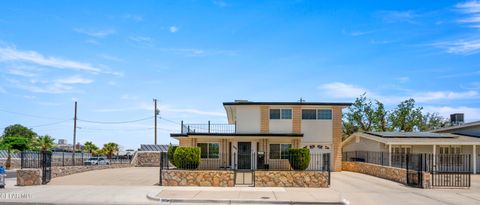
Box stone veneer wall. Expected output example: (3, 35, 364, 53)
(51, 163, 131, 178)
(16, 164, 131, 186)
(255, 171, 329, 187)
(131, 151, 161, 167)
(17, 169, 42, 186)
(342, 161, 407, 184)
(162, 170, 234, 187)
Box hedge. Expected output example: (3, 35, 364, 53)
(288, 148, 310, 170)
(173, 147, 200, 169)
(167, 145, 178, 166)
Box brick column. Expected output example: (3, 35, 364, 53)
(260, 105, 269, 133)
(292, 106, 301, 134)
(332, 106, 343, 171)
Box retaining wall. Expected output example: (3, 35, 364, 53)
(131, 151, 160, 167)
(161, 170, 234, 187)
(255, 171, 329, 187)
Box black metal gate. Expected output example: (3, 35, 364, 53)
(431, 154, 471, 188)
(41, 151, 52, 184)
(20, 151, 52, 184)
(406, 154, 423, 188)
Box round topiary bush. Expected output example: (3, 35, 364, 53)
(173, 147, 200, 169)
(288, 148, 310, 170)
(167, 145, 178, 166)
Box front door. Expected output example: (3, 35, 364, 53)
(237, 142, 251, 169)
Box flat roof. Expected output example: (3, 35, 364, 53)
(431, 121, 480, 132)
(171, 133, 303, 138)
(343, 132, 480, 146)
(223, 101, 352, 106)
(366, 132, 455, 138)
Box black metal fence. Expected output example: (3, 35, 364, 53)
(343, 151, 472, 188)
(21, 151, 131, 167)
(161, 152, 330, 171)
(181, 121, 236, 134)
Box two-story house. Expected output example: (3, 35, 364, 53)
(170, 100, 351, 171)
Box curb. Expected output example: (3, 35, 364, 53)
(146, 193, 347, 205)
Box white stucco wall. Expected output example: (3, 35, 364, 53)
(301, 120, 332, 144)
(343, 137, 386, 152)
(235, 106, 260, 133)
(269, 119, 292, 133)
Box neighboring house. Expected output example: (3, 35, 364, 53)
(170, 100, 351, 171)
(432, 120, 480, 138)
(342, 131, 480, 174)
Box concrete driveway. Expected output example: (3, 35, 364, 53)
(48, 167, 159, 186)
(332, 171, 480, 205)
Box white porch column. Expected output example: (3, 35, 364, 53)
(388, 144, 392, 167)
(433, 144, 436, 168)
(473, 145, 477, 174)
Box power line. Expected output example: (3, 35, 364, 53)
(77, 116, 153, 124)
(0, 108, 66, 120)
(29, 119, 72, 128)
(159, 116, 182, 125)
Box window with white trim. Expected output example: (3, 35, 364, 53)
(270, 109, 292, 119)
(197, 143, 219, 159)
(269, 144, 292, 159)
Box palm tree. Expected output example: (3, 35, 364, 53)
(83, 141, 98, 154)
(102, 142, 119, 159)
(36, 135, 55, 152)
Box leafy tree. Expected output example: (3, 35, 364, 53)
(389, 99, 423, 132)
(0, 135, 30, 169)
(1, 124, 37, 140)
(83, 141, 99, 154)
(35, 135, 55, 151)
(343, 94, 388, 138)
(419, 112, 448, 131)
(101, 142, 119, 159)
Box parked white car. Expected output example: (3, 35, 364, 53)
(84, 157, 110, 165)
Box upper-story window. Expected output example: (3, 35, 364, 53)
(302, 109, 317, 120)
(270, 109, 292, 119)
(302, 109, 332, 120)
(318, 109, 332, 120)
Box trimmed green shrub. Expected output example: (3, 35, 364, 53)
(173, 147, 200, 169)
(287, 148, 310, 170)
(167, 145, 178, 166)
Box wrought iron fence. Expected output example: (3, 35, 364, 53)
(161, 152, 330, 171)
(20, 150, 131, 167)
(180, 121, 236, 134)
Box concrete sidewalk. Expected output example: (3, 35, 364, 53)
(148, 186, 345, 204)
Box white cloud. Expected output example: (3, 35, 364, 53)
(456, 0, 480, 28)
(317, 82, 368, 98)
(129, 36, 154, 47)
(318, 82, 480, 104)
(74, 28, 116, 38)
(123, 14, 143, 22)
(8, 76, 93, 94)
(169, 26, 178, 33)
(432, 39, 480, 55)
(457, 0, 480, 13)
(157, 48, 237, 57)
(6, 68, 37, 77)
(379, 10, 418, 24)
(55, 76, 93, 84)
(0, 46, 103, 73)
(423, 106, 480, 122)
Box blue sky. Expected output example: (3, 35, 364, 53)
(1, 0, 480, 150)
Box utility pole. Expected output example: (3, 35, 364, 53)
(72, 101, 77, 165)
(154, 99, 158, 145)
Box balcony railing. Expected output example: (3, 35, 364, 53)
(181, 121, 236, 134)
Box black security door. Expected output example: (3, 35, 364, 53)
(237, 142, 251, 169)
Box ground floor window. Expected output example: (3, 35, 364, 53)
(269, 144, 292, 159)
(197, 143, 219, 159)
